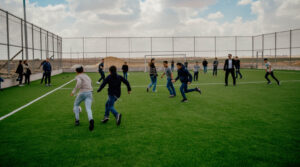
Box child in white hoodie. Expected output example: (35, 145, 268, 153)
(70, 66, 94, 131)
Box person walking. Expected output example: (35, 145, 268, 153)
(223, 54, 236, 86)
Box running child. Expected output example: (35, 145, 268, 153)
(193, 61, 200, 81)
(122, 62, 129, 80)
(264, 58, 280, 85)
(161, 61, 176, 97)
(97, 66, 131, 126)
(172, 63, 201, 102)
(70, 66, 94, 131)
(147, 58, 158, 92)
(97, 59, 105, 84)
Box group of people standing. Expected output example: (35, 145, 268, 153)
(15, 58, 52, 86)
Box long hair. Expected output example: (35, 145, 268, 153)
(149, 58, 155, 67)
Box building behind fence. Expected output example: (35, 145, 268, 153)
(0, 8, 63, 78)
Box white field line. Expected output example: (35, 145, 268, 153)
(0, 79, 75, 121)
(60, 80, 300, 90)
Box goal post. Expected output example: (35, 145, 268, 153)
(144, 54, 187, 72)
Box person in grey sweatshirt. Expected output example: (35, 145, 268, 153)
(70, 66, 94, 131)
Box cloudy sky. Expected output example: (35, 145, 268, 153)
(1, 0, 300, 37)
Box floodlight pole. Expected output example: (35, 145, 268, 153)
(23, 0, 29, 60)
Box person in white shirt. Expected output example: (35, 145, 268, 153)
(264, 58, 280, 85)
(223, 54, 236, 86)
(70, 66, 94, 131)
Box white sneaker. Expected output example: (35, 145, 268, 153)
(96, 82, 100, 85)
(19, 84, 24, 87)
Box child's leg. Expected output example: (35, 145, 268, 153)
(148, 76, 154, 88)
(180, 83, 187, 99)
(73, 93, 84, 121)
(166, 79, 172, 95)
(265, 72, 271, 83)
(84, 92, 93, 121)
(193, 72, 196, 81)
(106, 96, 118, 118)
(152, 77, 157, 91)
(270, 72, 279, 83)
(196, 72, 199, 80)
(170, 82, 176, 96)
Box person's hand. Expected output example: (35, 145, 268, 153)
(172, 80, 175, 83)
(70, 93, 74, 96)
(187, 82, 191, 85)
(128, 91, 131, 94)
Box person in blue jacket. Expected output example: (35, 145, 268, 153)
(44, 58, 52, 86)
(172, 63, 201, 102)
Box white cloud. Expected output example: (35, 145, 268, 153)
(238, 0, 253, 6)
(207, 11, 224, 19)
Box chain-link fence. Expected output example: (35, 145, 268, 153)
(62, 29, 300, 71)
(0, 8, 62, 78)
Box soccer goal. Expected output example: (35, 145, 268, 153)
(144, 54, 187, 72)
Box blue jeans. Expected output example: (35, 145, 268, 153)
(123, 72, 128, 80)
(148, 76, 157, 92)
(180, 83, 197, 99)
(73, 91, 93, 121)
(167, 78, 176, 96)
(105, 95, 119, 118)
(203, 66, 207, 73)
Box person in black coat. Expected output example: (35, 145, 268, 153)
(97, 59, 105, 84)
(23, 60, 31, 85)
(223, 54, 236, 86)
(15, 60, 23, 86)
(122, 62, 129, 80)
(97, 66, 131, 125)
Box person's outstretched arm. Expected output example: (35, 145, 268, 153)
(120, 76, 131, 93)
(71, 78, 81, 96)
(97, 77, 108, 93)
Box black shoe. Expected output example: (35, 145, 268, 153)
(196, 87, 202, 94)
(225, 84, 228, 86)
(267, 82, 272, 85)
(89, 119, 94, 131)
(75, 120, 80, 126)
(147, 88, 149, 92)
(181, 99, 188, 103)
(116, 114, 122, 126)
(101, 117, 109, 123)
(277, 81, 280, 85)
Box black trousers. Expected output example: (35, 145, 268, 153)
(45, 71, 51, 84)
(236, 68, 242, 78)
(225, 69, 236, 85)
(194, 72, 199, 81)
(98, 71, 105, 82)
(265, 71, 279, 84)
(25, 74, 30, 85)
(40, 72, 45, 84)
(213, 67, 218, 76)
(17, 73, 23, 84)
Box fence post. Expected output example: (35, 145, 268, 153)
(289, 30, 292, 64)
(274, 32, 277, 64)
(105, 37, 108, 58)
(172, 37, 174, 59)
(235, 36, 237, 57)
(214, 36, 217, 58)
(46, 31, 48, 58)
(21, 19, 24, 60)
(6, 12, 10, 75)
(262, 34, 264, 67)
(128, 37, 131, 63)
(194, 36, 196, 58)
(252, 36, 254, 68)
(32, 24, 34, 60)
(82, 37, 84, 65)
(150, 37, 152, 58)
(40, 28, 42, 60)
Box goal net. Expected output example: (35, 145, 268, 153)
(144, 54, 187, 72)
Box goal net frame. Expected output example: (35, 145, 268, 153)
(144, 54, 187, 72)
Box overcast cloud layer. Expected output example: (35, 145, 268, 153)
(1, 0, 300, 37)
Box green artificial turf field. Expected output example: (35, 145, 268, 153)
(0, 69, 300, 167)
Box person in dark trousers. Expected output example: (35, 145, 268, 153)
(264, 58, 280, 85)
(193, 61, 200, 81)
(147, 58, 158, 92)
(97, 65, 131, 126)
(0, 77, 4, 90)
(15, 60, 24, 86)
(172, 63, 201, 102)
(97, 59, 105, 84)
(202, 59, 208, 74)
(122, 62, 129, 80)
(23, 60, 31, 85)
(171, 60, 175, 71)
(44, 58, 52, 87)
(213, 57, 218, 76)
(161, 61, 176, 97)
(235, 56, 242, 79)
(223, 54, 236, 86)
(184, 61, 189, 69)
(39, 60, 46, 84)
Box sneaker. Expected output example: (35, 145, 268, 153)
(89, 119, 94, 131)
(196, 87, 202, 94)
(75, 120, 80, 126)
(147, 88, 149, 92)
(267, 82, 272, 85)
(96, 82, 100, 85)
(181, 99, 188, 103)
(169, 95, 175, 98)
(116, 113, 122, 126)
(225, 84, 228, 87)
(101, 117, 109, 123)
(19, 84, 24, 87)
